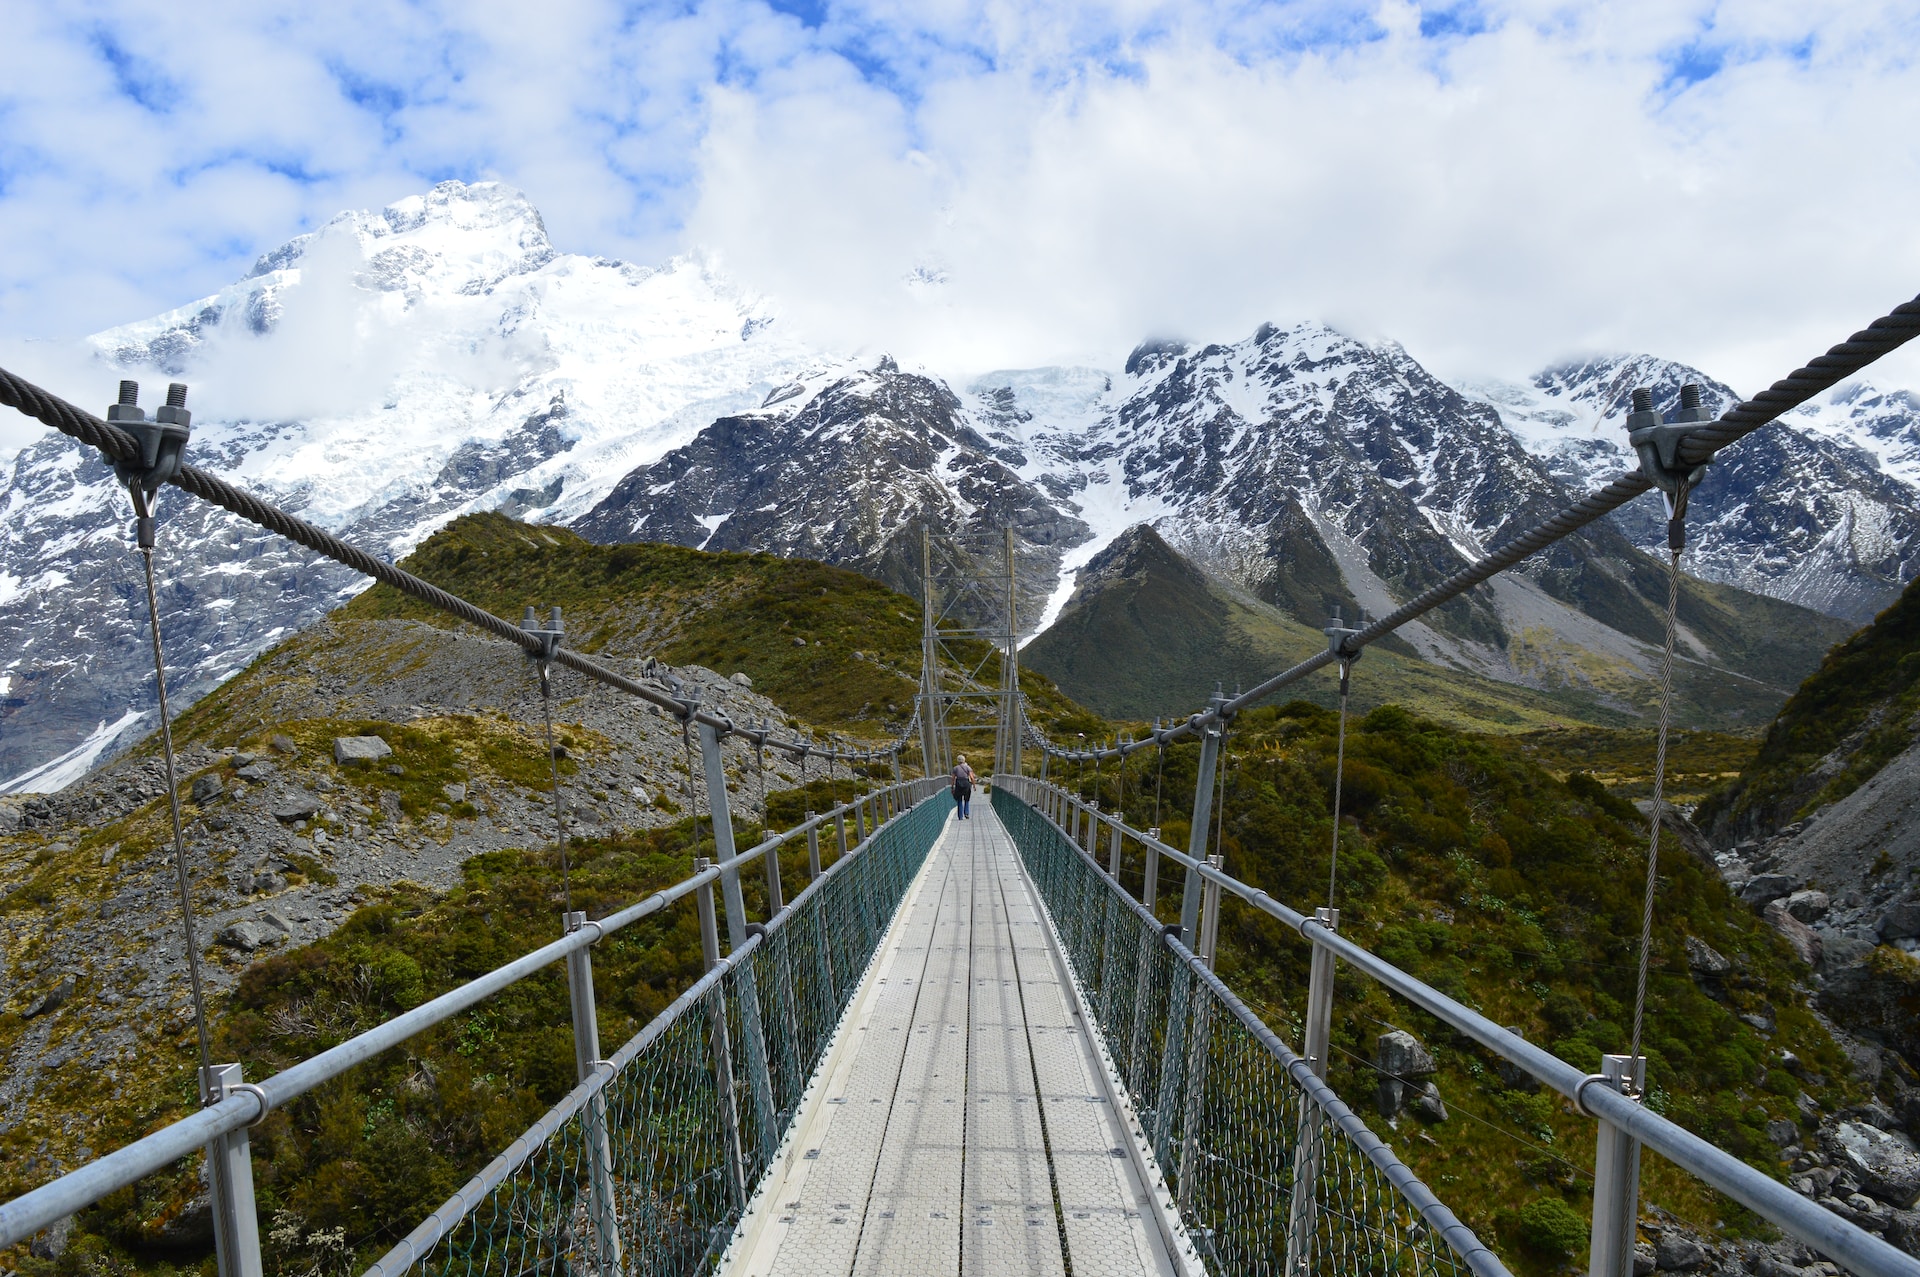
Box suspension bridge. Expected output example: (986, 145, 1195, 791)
(2, 291, 1920, 1277)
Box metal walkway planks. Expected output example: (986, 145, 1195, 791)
(724, 806, 1180, 1277)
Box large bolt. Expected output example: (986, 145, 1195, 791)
(118, 380, 139, 406)
(166, 383, 188, 408)
(1679, 383, 1701, 411)
(1631, 388, 1653, 413)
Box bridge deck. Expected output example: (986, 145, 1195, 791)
(725, 805, 1179, 1277)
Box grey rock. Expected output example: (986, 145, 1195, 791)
(230, 752, 256, 768)
(269, 733, 298, 754)
(378, 791, 405, 821)
(1633, 1243, 1657, 1276)
(216, 920, 280, 952)
(443, 782, 467, 803)
(1767, 1119, 1801, 1146)
(1686, 936, 1732, 976)
(335, 734, 394, 764)
(250, 871, 286, 895)
(272, 791, 323, 822)
(234, 762, 274, 783)
(1654, 1230, 1708, 1269)
(1765, 901, 1823, 966)
(1825, 1120, 1920, 1207)
(386, 762, 408, 775)
(190, 774, 223, 805)
(23, 975, 76, 1019)
(730, 671, 753, 687)
(1749, 1260, 1805, 1277)
(1375, 1029, 1437, 1117)
(1853, 1101, 1901, 1131)
(1409, 1082, 1448, 1122)
(1819, 927, 1879, 972)
(1785, 890, 1831, 924)
(261, 910, 293, 935)
(1886, 1208, 1920, 1257)
(29, 1215, 73, 1260)
(1880, 902, 1920, 942)
(1741, 874, 1800, 908)
(1740, 1008, 1777, 1034)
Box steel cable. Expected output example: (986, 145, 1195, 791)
(1631, 544, 1685, 1071)
(129, 484, 216, 1084)
(0, 365, 914, 766)
(1011, 288, 1920, 763)
(535, 663, 575, 914)
(1328, 659, 1353, 910)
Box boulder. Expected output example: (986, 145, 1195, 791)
(1409, 1083, 1448, 1123)
(29, 1216, 73, 1260)
(1685, 936, 1732, 976)
(1886, 1208, 1920, 1258)
(1825, 1120, 1920, 1208)
(730, 671, 753, 687)
(216, 920, 281, 952)
(442, 782, 467, 803)
(269, 733, 299, 754)
(1766, 1119, 1800, 1147)
(1880, 902, 1920, 942)
(1632, 1243, 1656, 1276)
(1654, 1231, 1708, 1270)
(1764, 901, 1823, 966)
(1740, 874, 1799, 908)
(1375, 1030, 1437, 1117)
(1784, 890, 1830, 924)
(271, 791, 323, 823)
(378, 791, 405, 821)
(1819, 927, 1879, 972)
(334, 735, 393, 764)
(23, 976, 76, 1019)
(190, 774, 223, 805)
(234, 762, 274, 783)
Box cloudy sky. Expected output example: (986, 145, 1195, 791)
(3, 0, 1918, 394)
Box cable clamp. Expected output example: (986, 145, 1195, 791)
(519, 605, 565, 662)
(108, 380, 191, 496)
(1624, 383, 1714, 550)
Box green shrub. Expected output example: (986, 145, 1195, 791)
(1518, 1196, 1588, 1258)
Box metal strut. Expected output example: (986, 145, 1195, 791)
(522, 606, 574, 914)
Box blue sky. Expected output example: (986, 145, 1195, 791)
(2, 0, 1918, 389)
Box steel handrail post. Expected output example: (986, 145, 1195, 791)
(1286, 906, 1338, 1274)
(562, 911, 624, 1277)
(805, 811, 822, 880)
(201, 1064, 264, 1277)
(696, 721, 777, 1163)
(694, 860, 748, 1211)
(1086, 799, 1100, 855)
(835, 810, 849, 862)
(1178, 714, 1224, 943)
(1589, 1054, 1646, 1277)
(1198, 854, 1224, 970)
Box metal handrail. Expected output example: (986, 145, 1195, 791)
(0, 778, 933, 1250)
(1003, 777, 1920, 1277)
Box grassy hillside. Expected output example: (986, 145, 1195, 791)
(1061, 702, 1865, 1273)
(1697, 570, 1920, 839)
(342, 511, 1074, 740)
(1023, 525, 1827, 734)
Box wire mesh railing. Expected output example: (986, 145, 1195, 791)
(992, 783, 1507, 1277)
(367, 790, 950, 1277)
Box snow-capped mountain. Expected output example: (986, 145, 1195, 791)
(3, 179, 1916, 790)
(1466, 359, 1920, 620)
(0, 181, 836, 787)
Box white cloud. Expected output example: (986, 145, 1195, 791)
(1, 0, 1918, 404)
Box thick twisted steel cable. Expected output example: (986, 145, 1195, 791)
(0, 365, 914, 765)
(1021, 288, 1920, 762)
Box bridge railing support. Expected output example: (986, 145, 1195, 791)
(1587, 1054, 1646, 1277)
(201, 1064, 264, 1277)
(695, 858, 749, 1211)
(697, 720, 778, 1162)
(563, 910, 624, 1277)
(805, 811, 821, 880)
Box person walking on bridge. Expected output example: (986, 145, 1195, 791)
(951, 755, 975, 820)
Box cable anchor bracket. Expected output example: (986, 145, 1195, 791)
(1625, 383, 1713, 552)
(109, 380, 191, 546)
(1324, 607, 1366, 680)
